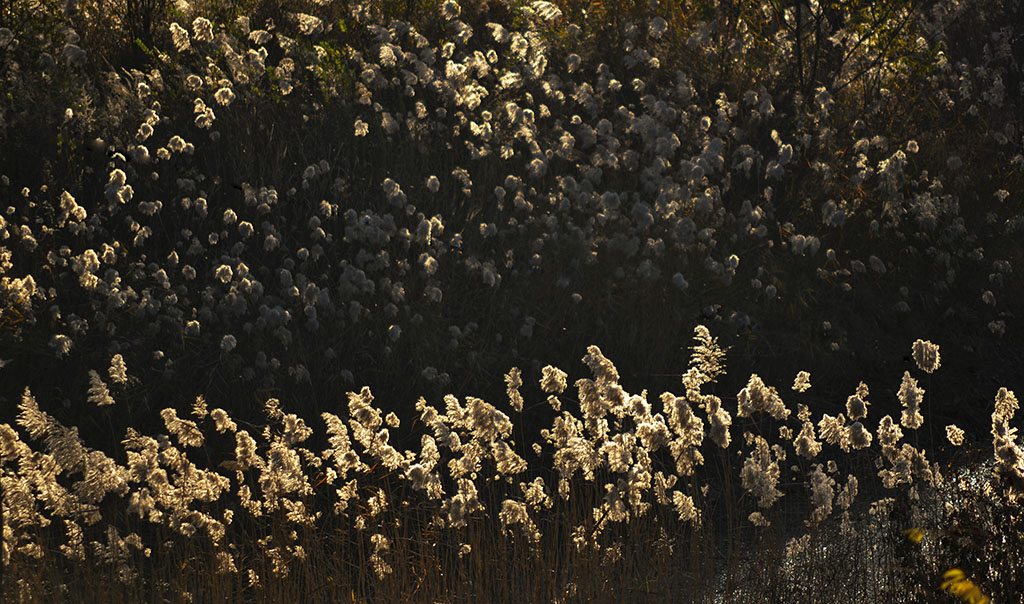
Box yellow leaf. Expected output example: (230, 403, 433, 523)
(904, 528, 925, 544)
(941, 568, 990, 604)
(942, 568, 966, 586)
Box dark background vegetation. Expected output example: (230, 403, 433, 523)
(3, 0, 1022, 448)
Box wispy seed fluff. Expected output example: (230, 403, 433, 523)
(877, 415, 904, 460)
(737, 374, 790, 420)
(540, 365, 568, 394)
(192, 16, 214, 43)
(465, 396, 513, 442)
(220, 334, 237, 352)
(673, 491, 700, 524)
(648, 16, 668, 38)
(690, 325, 727, 381)
(706, 396, 732, 448)
(912, 339, 941, 373)
(234, 430, 264, 471)
(492, 440, 527, 476)
(348, 386, 382, 430)
(807, 464, 835, 524)
(793, 421, 822, 459)
(991, 387, 1024, 496)
(505, 367, 523, 412)
(994, 386, 1019, 419)
(792, 371, 811, 392)
(160, 408, 204, 448)
(846, 382, 870, 420)
(946, 424, 965, 446)
(582, 345, 619, 384)
(741, 435, 783, 509)
(214, 87, 235, 106)
(661, 394, 705, 476)
(208, 408, 236, 433)
(169, 22, 190, 51)
(50, 333, 72, 358)
(817, 413, 846, 446)
(520, 477, 552, 509)
(898, 371, 925, 429)
(443, 477, 483, 529)
(847, 421, 873, 450)
(369, 534, 392, 579)
(440, 0, 460, 19)
(499, 499, 541, 542)
(87, 370, 115, 406)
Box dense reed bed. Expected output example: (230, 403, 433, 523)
(2, 0, 1022, 600)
